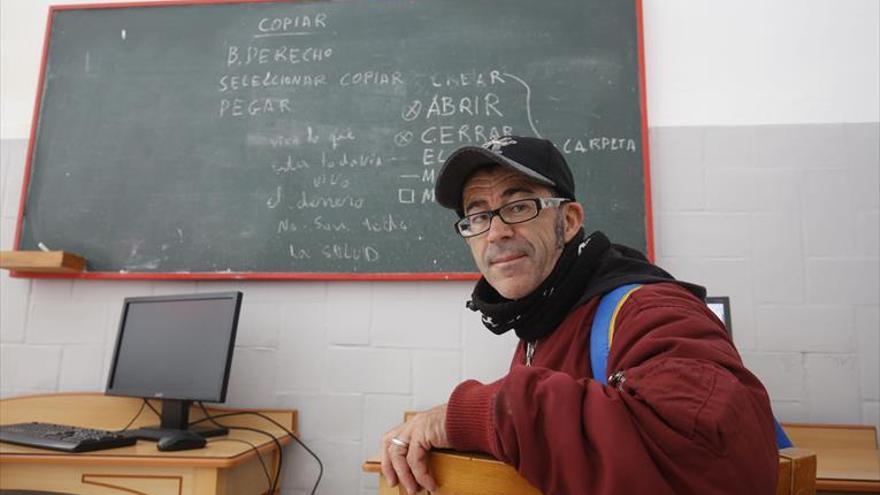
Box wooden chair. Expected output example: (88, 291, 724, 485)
(364, 447, 817, 494)
(778, 448, 818, 495)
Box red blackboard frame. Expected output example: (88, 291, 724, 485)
(13, 0, 654, 280)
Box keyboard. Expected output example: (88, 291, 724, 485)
(0, 422, 138, 453)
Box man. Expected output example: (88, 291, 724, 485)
(381, 136, 778, 494)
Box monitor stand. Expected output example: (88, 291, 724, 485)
(126, 399, 228, 440)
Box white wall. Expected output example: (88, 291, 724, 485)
(3, 0, 879, 138)
(642, 0, 880, 126)
(1, 1, 878, 494)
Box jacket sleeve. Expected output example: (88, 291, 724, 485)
(445, 286, 779, 495)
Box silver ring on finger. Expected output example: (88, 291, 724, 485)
(390, 437, 409, 450)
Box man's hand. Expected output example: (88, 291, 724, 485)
(380, 403, 451, 494)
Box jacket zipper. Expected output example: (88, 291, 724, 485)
(525, 341, 536, 366)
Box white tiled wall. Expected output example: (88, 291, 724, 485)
(651, 122, 880, 437)
(1, 122, 878, 494)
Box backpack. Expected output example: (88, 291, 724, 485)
(589, 284, 793, 449)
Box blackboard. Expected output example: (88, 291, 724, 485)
(16, 0, 652, 279)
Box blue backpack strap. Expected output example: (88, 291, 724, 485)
(590, 283, 642, 385)
(588, 283, 795, 449)
(774, 419, 793, 449)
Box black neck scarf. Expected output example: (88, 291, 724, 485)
(466, 230, 705, 342)
(466, 229, 607, 341)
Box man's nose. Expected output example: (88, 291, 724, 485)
(485, 214, 514, 242)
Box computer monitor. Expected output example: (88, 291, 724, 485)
(705, 296, 732, 336)
(106, 291, 242, 440)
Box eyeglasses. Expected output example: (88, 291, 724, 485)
(454, 197, 571, 238)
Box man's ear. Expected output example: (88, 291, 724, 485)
(562, 202, 585, 242)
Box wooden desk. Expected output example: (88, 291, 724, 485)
(783, 423, 880, 493)
(0, 393, 297, 495)
(363, 448, 817, 495)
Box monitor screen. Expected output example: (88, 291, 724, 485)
(705, 296, 732, 335)
(106, 292, 242, 403)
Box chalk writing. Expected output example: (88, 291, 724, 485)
(362, 214, 408, 233)
(256, 13, 328, 35)
(320, 152, 383, 169)
(289, 244, 311, 259)
(429, 69, 506, 88)
(562, 137, 637, 153)
(502, 72, 542, 138)
(219, 97, 291, 118)
(218, 72, 327, 92)
(328, 129, 355, 150)
(312, 172, 350, 189)
(340, 71, 404, 86)
(321, 243, 379, 262)
(267, 186, 282, 209)
(277, 219, 299, 233)
(272, 155, 310, 174)
(402, 93, 503, 120)
(419, 125, 513, 145)
(296, 191, 365, 210)
(26, 0, 647, 275)
(226, 45, 333, 66)
(313, 216, 349, 231)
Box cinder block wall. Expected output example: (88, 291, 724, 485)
(2, 123, 878, 494)
(650, 124, 879, 427)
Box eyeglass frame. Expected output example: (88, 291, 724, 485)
(454, 197, 572, 238)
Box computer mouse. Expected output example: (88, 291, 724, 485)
(156, 431, 206, 452)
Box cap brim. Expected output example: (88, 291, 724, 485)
(435, 147, 556, 211)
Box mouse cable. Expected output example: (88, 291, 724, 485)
(190, 405, 323, 495)
(146, 400, 291, 494)
(207, 437, 273, 490)
(196, 402, 283, 494)
(143, 398, 162, 419)
(113, 398, 151, 433)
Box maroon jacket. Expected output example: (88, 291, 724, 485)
(446, 283, 778, 494)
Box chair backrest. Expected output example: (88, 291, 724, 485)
(363, 414, 818, 495)
(776, 448, 818, 495)
(364, 446, 817, 495)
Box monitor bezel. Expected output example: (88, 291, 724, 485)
(705, 295, 732, 336)
(105, 291, 242, 403)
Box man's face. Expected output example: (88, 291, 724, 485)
(462, 166, 583, 300)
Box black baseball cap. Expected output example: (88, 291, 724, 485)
(435, 136, 576, 215)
